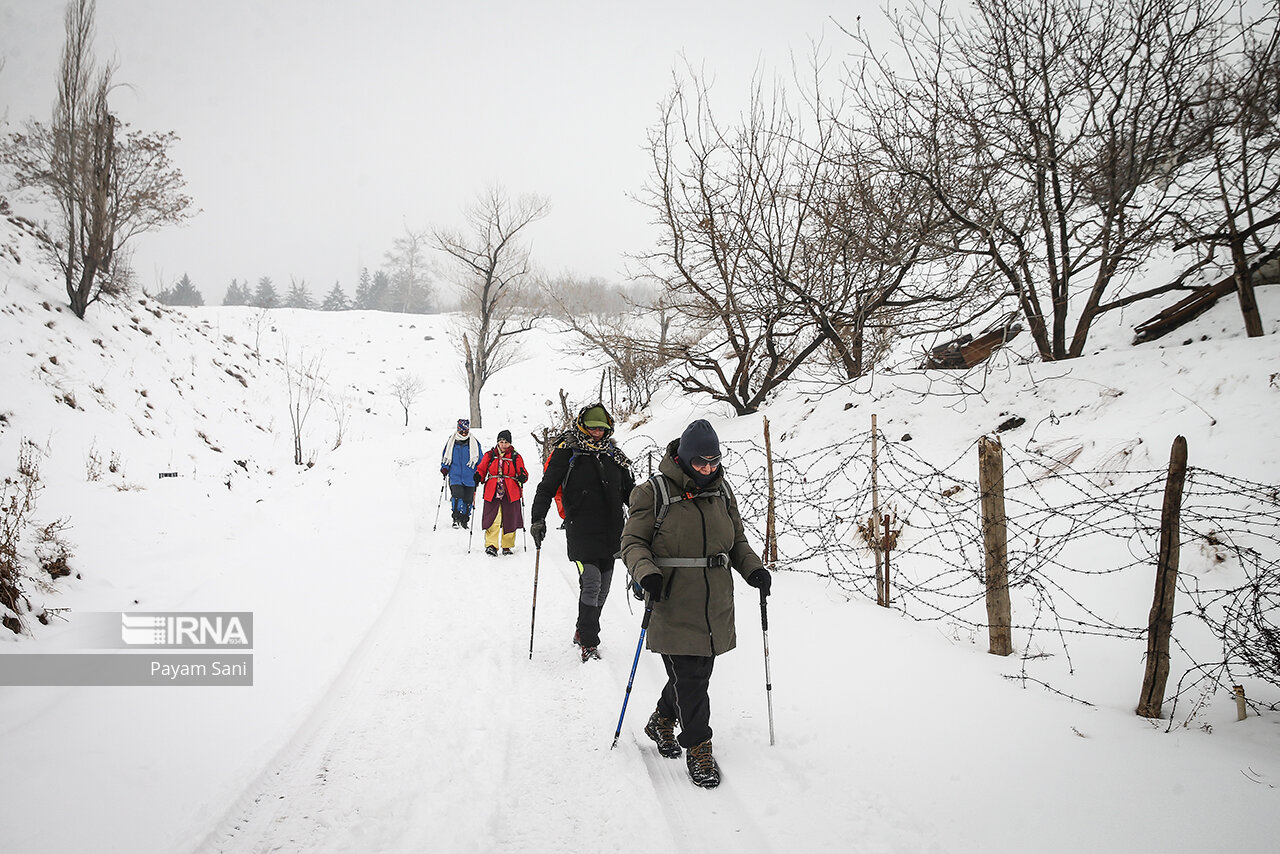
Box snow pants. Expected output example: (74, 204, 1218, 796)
(574, 557, 614, 647)
(449, 484, 476, 526)
(656, 653, 716, 748)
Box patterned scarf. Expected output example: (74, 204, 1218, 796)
(558, 426, 631, 469)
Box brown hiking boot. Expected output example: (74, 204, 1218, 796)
(643, 710, 681, 759)
(686, 739, 720, 788)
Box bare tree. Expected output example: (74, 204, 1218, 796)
(0, 0, 193, 319)
(846, 0, 1229, 360)
(390, 374, 425, 427)
(632, 72, 836, 414)
(796, 95, 989, 380)
(327, 393, 354, 450)
(633, 66, 974, 412)
(431, 186, 549, 428)
(384, 226, 435, 313)
(282, 341, 326, 466)
(1173, 2, 1280, 336)
(543, 273, 674, 416)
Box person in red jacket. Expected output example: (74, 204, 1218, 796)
(474, 430, 529, 556)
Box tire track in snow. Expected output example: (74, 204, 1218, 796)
(192, 524, 672, 853)
(191, 518, 445, 854)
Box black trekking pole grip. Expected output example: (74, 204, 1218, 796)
(611, 597, 654, 750)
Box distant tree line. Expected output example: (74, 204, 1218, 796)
(155, 224, 442, 314)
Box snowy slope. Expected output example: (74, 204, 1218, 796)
(1, 211, 1279, 854)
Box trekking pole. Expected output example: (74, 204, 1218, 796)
(761, 588, 776, 746)
(468, 499, 477, 554)
(528, 547, 541, 659)
(611, 596, 654, 750)
(432, 477, 447, 532)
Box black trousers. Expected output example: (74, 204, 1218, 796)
(656, 653, 716, 748)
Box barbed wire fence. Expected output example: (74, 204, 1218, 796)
(622, 427, 1280, 725)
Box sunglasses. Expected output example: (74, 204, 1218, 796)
(690, 457, 721, 471)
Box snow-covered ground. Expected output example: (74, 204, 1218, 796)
(2, 211, 1279, 854)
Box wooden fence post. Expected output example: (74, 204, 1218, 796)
(1137, 435, 1188, 719)
(979, 436, 1013, 656)
(762, 417, 778, 565)
(872, 415, 885, 606)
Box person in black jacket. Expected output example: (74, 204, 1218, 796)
(530, 403, 635, 662)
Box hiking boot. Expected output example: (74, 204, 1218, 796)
(572, 629, 582, 647)
(485, 545, 498, 557)
(686, 740, 720, 788)
(580, 645, 601, 662)
(644, 710, 681, 759)
(502, 548, 514, 556)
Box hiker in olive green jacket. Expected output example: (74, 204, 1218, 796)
(621, 419, 771, 789)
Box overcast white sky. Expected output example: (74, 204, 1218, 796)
(1, 0, 870, 302)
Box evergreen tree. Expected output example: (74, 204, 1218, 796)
(222, 278, 250, 306)
(353, 268, 374, 310)
(253, 276, 279, 309)
(157, 273, 204, 306)
(284, 278, 315, 309)
(370, 270, 390, 311)
(321, 281, 350, 311)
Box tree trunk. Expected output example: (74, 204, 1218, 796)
(1231, 238, 1265, 338)
(462, 333, 482, 429)
(762, 417, 778, 565)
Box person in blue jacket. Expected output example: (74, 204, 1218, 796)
(440, 418, 482, 528)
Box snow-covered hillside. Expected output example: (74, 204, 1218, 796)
(2, 211, 1279, 854)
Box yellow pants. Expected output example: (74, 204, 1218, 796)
(485, 509, 517, 550)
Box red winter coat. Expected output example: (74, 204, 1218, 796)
(475, 447, 529, 502)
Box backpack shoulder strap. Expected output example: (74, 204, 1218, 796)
(649, 474, 676, 533)
(560, 449, 580, 488)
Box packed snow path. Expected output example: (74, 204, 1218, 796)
(184, 456, 1280, 854)
(191, 491, 923, 854)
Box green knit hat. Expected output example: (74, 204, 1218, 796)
(581, 405, 611, 429)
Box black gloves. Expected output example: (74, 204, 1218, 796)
(517, 472, 528, 484)
(639, 573, 664, 602)
(747, 568, 772, 597)
(440, 467, 449, 477)
(473, 471, 483, 485)
(530, 519, 547, 547)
